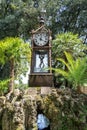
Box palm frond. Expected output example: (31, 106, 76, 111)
(52, 68, 69, 78)
(53, 51, 87, 88)
(64, 51, 75, 70)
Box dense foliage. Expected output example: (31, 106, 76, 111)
(0, 37, 31, 93)
(0, 0, 87, 43)
(0, 0, 87, 89)
(52, 32, 87, 87)
(52, 32, 86, 66)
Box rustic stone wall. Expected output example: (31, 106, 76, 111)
(38, 88, 87, 130)
(0, 88, 38, 130)
(0, 88, 87, 130)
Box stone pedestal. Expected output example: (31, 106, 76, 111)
(25, 88, 37, 96)
(41, 87, 52, 95)
(29, 73, 53, 87)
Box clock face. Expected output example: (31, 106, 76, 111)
(33, 32, 48, 46)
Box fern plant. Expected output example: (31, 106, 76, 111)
(52, 52, 87, 89)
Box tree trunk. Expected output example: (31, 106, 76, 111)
(9, 58, 14, 92)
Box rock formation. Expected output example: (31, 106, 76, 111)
(0, 88, 87, 130)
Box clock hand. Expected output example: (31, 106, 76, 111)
(40, 37, 42, 41)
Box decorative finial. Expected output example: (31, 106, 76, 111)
(33, 0, 39, 8)
(39, 17, 45, 25)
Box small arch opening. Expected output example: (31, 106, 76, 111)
(37, 107, 50, 130)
